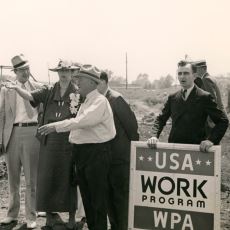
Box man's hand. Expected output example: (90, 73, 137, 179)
(4, 81, 18, 90)
(38, 124, 56, 136)
(147, 137, 159, 149)
(200, 140, 214, 152)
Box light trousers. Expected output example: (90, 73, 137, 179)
(5, 126, 40, 221)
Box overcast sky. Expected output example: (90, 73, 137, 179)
(1, 0, 230, 83)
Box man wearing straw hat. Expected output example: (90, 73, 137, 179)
(0, 54, 42, 228)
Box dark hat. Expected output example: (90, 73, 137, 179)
(73, 64, 101, 83)
(193, 60, 207, 68)
(49, 60, 80, 72)
(11, 54, 30, 70)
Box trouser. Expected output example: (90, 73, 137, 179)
(73, 142, 111, 230)
(108, 163, 130, 230)
(5, 126, 40, 221)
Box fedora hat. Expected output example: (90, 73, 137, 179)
(11, 54, 29, 70)
(49, 60, 80, 72)
(74, 64, 101, 83)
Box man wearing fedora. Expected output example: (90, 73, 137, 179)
(0, 54, 42, 228)
(38, 64, 116, 230)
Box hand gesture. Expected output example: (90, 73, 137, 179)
(38, 124, 56, 136)
(4, 80, 18, 90)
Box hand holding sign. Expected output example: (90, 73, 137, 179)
(200, 140, 214, 152)
(147, 136, 159, 149)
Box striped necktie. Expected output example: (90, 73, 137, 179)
(182, 89, 187, 100)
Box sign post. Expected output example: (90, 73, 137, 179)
(128, 142, 221, 230)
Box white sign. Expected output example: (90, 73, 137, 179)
(128, 142, 221, 230)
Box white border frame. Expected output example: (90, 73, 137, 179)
(128, 141, 221, 230)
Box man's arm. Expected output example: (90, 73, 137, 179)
(112, 96, 139, 141)
(4, 82, 34, 101)
(38, 97, 112, 135)
(204, 94, 229, 144)
(203, 77, 224, 111)
(147, 96, 171, 148)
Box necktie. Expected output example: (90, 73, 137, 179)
(21, 84, 34, 118)
(182, 89, 187, 100)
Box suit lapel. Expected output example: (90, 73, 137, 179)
(7, 89, 16, 117)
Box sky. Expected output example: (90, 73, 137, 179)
(0, 0, 230, 83)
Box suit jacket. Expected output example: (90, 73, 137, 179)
(106, 88, 139, 163)
(0, 80, 43, 152)
(152, 85, 229, 145)
(195, 73, 224, 111)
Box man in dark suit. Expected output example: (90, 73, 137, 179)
(193, 60, 224, 111)
(147, 60, 229, 152)
(98, 72, 139, 230)
(193, 60, 226, 136)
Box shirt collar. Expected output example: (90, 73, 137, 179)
(85, 89, 99, 101)
(182, 84, 194, 97)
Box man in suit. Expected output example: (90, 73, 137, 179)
(0, 54, 41, 228)
(147, 60, 229, 151)
(98, 72, 139, 230)
(193, 60, 224, 111)
(193, 60, 226, 137)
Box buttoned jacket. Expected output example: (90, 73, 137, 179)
(152, 85, 229, 145)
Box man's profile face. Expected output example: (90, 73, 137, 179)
(77, 76, 94, 97)
(177, 64, 195, 89)
(15, 67, 30, 83)
(196, 67, 205, 78)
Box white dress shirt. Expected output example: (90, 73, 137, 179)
(55, 89, 116, 144)
(182, 84, 194, 100)
(14, 81, 38, 123)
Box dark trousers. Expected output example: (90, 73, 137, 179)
(73, 142, 111, 230)
(108, 163, 130, 230)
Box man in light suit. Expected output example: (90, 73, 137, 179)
(98, 72, 139, 230)
(0, 54, 41, 228)
(147, 60, 229, 151)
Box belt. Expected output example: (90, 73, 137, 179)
(13, 122, 38, 127)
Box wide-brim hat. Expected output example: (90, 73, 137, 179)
(11, 54, 30, 70)
(49, 60, 81, 72)
(73, 64, 101, 83)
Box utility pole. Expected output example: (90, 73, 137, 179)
(126, 52, 128, 89)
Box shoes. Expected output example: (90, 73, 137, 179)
(26, 220, 37, 229)
(0, 216, 17, 224)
